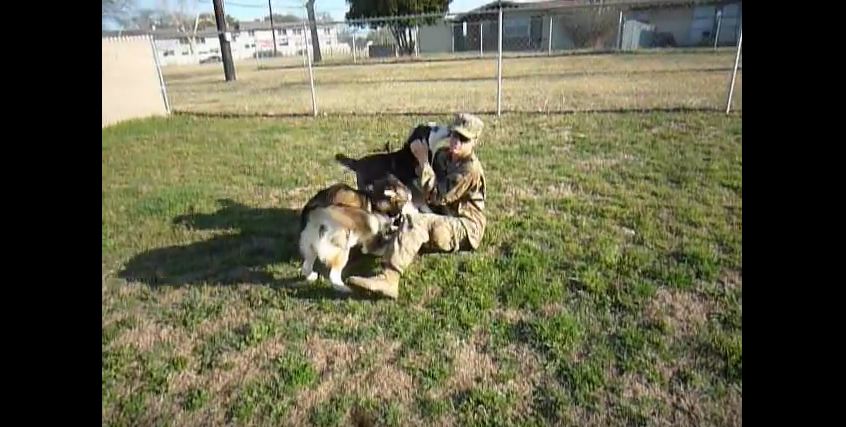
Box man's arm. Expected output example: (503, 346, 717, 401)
(430, 166, 478, 206)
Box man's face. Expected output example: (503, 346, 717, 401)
(448, 131, 476, 157)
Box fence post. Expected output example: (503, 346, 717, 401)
(497, 5, 503, 116)
(548, 15, 553, 55)
(451, 23, 455, 53)
(148, 35, 171, 114)
(714, 10, 723, 50)
(352, 32, 357, 63)
(725, 29, 742, 114)
(253, 38, 260, 69)
(415, 25, 420, 57)
(617, 10, 624, 50)
(480, 21, 484, 56)
(302, 19, 318, 116)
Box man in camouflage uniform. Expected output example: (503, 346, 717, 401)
(347, 113, 487, 299)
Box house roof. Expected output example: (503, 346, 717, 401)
(239, 20, 334, 31)
(459, 0, 584, 15)
(453, 0, 733, 18)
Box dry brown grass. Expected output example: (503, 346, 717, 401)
(644, 288, 711, 337)
(171, 338, 292, 426)
(287, 337, 413, 424)
(162, 51, 742, 114)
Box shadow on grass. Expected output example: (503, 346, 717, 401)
(118, 198, 386, 295)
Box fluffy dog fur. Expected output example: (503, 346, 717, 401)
(299, 174, 413, 232)
(298, 174, 415, 292)
(299, 206, 400, 293)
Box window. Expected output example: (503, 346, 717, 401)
(503, 17, 530, 37)
(249, 30, 255, 36)
(325, 40, 331, 45)
(280, 39, 288, 46)
(196, 37, 205, 43)
(244, 44, 250, 49)
(324, 28, 331, 35)
(178, 37, 190, 45)
(163, 50, 174, 57)
(182, 50, 189, 55)
(282, 28, 287, 35)
(210, 48, 220, 53)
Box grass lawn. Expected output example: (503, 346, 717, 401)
(102, 112, 741, 426)
(162, 50, 742, 115)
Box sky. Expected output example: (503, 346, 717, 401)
(133, 0, 499, 22)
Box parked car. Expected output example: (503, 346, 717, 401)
(199, 55, 222, 64)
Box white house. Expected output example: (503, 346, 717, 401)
(106, 21, 352, 66)
(238, 20, 351, 59)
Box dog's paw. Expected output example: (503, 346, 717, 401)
(305, 272, 319, 282)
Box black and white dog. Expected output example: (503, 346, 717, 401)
(334, 122, 450, 212)
(335, 122, 450, 190)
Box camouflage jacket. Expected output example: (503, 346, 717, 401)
(421, 148, 487, 249)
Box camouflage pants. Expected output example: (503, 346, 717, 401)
(383, 212, 475, 274)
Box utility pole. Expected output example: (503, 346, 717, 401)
(268, 0, 278, 56)
(212, 0, 236, 81)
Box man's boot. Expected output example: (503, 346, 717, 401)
(347, 268, 400, 299)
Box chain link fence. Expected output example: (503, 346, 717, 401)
(112, 0, 741, 116)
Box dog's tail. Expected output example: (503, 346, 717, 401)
(334, 153, 359, 171)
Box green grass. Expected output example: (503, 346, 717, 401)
(162, 50, 742, 115)
(102, 112, 741, 426)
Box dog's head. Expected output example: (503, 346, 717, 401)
(365, 174, 412, 217)
(405, 123, 451, 154)
(424, 122, 451, 148)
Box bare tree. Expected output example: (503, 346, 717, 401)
(102, 0, 136, 29)
(559, 0, 619, 49)
(160, 0, 224, 60)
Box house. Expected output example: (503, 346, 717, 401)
(104, 20, 351, 66)
(237, 20, 351, 59)
(624, 0, 741, 47)
(444, 0, 741, 53)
